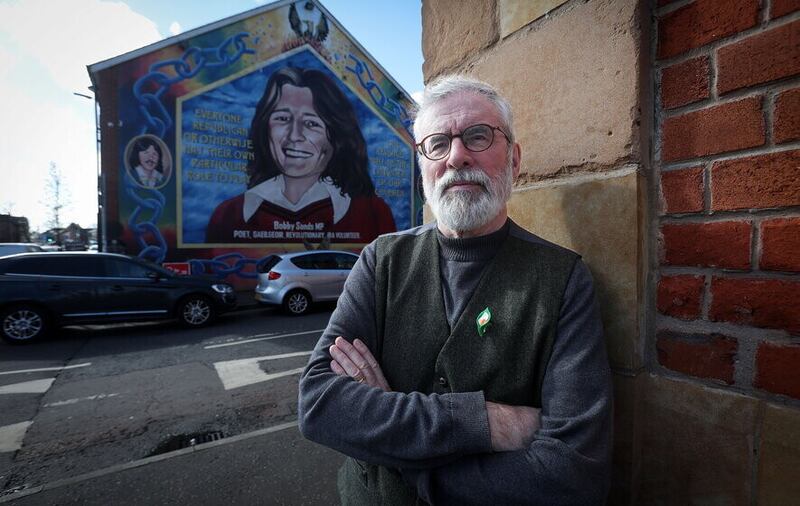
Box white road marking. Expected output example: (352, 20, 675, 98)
(0, 421, 33, 452)
(213, 351, 312, 390)
(204, 329, 324, 349)
(0, 378, 55, 395)
(43, 393, 119, 408)
(0, 363, 91, 376)
(0, 420, 298, 502)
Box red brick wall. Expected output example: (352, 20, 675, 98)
(655, 0, 800, 400)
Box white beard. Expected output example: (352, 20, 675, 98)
(423, 163, 513, 233)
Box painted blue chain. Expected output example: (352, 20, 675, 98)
(344, 53, 414, 138)
(133, 33, 254, 137)
(188, 253, 274, 279)
(344, 53, 421, 224)
(128, 33, 255, 271)
(124, 172, 167, 263)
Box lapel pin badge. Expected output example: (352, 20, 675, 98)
(476, 307, 492, 336)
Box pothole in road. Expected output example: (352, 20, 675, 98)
(146, 431, 226, 457)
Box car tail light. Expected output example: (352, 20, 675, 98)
(267, 271, 281, 280)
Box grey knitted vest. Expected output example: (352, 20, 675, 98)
(339, 223, 578, 505)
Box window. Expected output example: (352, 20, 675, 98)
(334, 254, 357, 270)
(105, 258, 154, 278)
(4, 257, 46, 275)
(257, 255, 282, 273)
(6, 256, 105, 277)
(290, 254, 315, 270)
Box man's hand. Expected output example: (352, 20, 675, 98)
(329, 338, 540, 452)
(329, 337, 392, 391)
(485, 401, 541, 452)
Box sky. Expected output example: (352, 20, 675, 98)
(0, 0, 423, 232)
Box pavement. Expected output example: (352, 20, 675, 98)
(1, 422, 343, 505)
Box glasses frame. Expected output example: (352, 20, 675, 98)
(415, 124, 511, 161)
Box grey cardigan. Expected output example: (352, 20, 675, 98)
(298, 220, 613, 505)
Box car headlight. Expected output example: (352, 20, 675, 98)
(212, 284, 234, 294)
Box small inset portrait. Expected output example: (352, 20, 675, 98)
(125, 135, 172, 189)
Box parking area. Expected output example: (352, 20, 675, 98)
(0, 305, 342, 504)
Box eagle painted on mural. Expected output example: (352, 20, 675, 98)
(289, 1, 329, 42)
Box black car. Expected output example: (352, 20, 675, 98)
(0, 252, 237, 343)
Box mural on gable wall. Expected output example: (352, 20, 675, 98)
(95, 0, 418, 286)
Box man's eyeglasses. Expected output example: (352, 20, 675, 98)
(416, 124, 511, 161)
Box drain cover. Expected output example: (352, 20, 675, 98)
(147, 431, 225, 457)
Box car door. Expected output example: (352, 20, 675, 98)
(32, 256, 104, 321)
(332, 253, 358, 296)
(99, 257, 174, 318)
(291, 253, 338, 301)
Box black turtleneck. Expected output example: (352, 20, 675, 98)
(436, 219, 510, 328)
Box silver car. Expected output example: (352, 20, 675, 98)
(254, 250, 360, 315)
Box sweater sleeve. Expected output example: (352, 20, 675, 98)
(400, 260, 614, 505)
(297, 239, 493, 467)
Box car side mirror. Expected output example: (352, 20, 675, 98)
(147, 271, 161, 281)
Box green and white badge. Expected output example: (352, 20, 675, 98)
(476, 307, 492, 336)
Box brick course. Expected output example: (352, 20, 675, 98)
(710, 277, 800, 333)
(656, 331, 737, 384)
(774, 87, 800, 144)
(755, 342, 800, 399)
(711, 150, 800, 211)
(760, 218, 800, 272)
(657, 0, 759, 59)
(661, 167, 704, 214)
(657, 275, 705, 319)
(772, 0, 800, 19)
(717, 20, 800, 95)
(661, 97, 765, 162)
(661, 221, 751, 269)
(661, 57, 710, 110)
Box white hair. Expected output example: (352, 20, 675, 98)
(413, 75, 516, 143)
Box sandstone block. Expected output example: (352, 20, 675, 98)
(422, 0, 498, 78)
(610, 372, 644, 505)
(498, 0, 568, 38)
(757, 403, 800, 504)
(468, 0, 640, 179)
(508, 170, 642, 370)
(638, 374, 757, 505)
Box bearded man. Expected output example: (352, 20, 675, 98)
(298, 75, 613, 505)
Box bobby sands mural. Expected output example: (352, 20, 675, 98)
(178, 46, 413, 249)
(204, 67, 396, 244)
(92, 0, 416, 276)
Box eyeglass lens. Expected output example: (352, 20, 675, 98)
(421, 124, 495, 159)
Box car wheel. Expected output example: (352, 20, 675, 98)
(283, 290, 311, 316)
(1, 305, 48, 344)
(178, 296, 215, 327)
